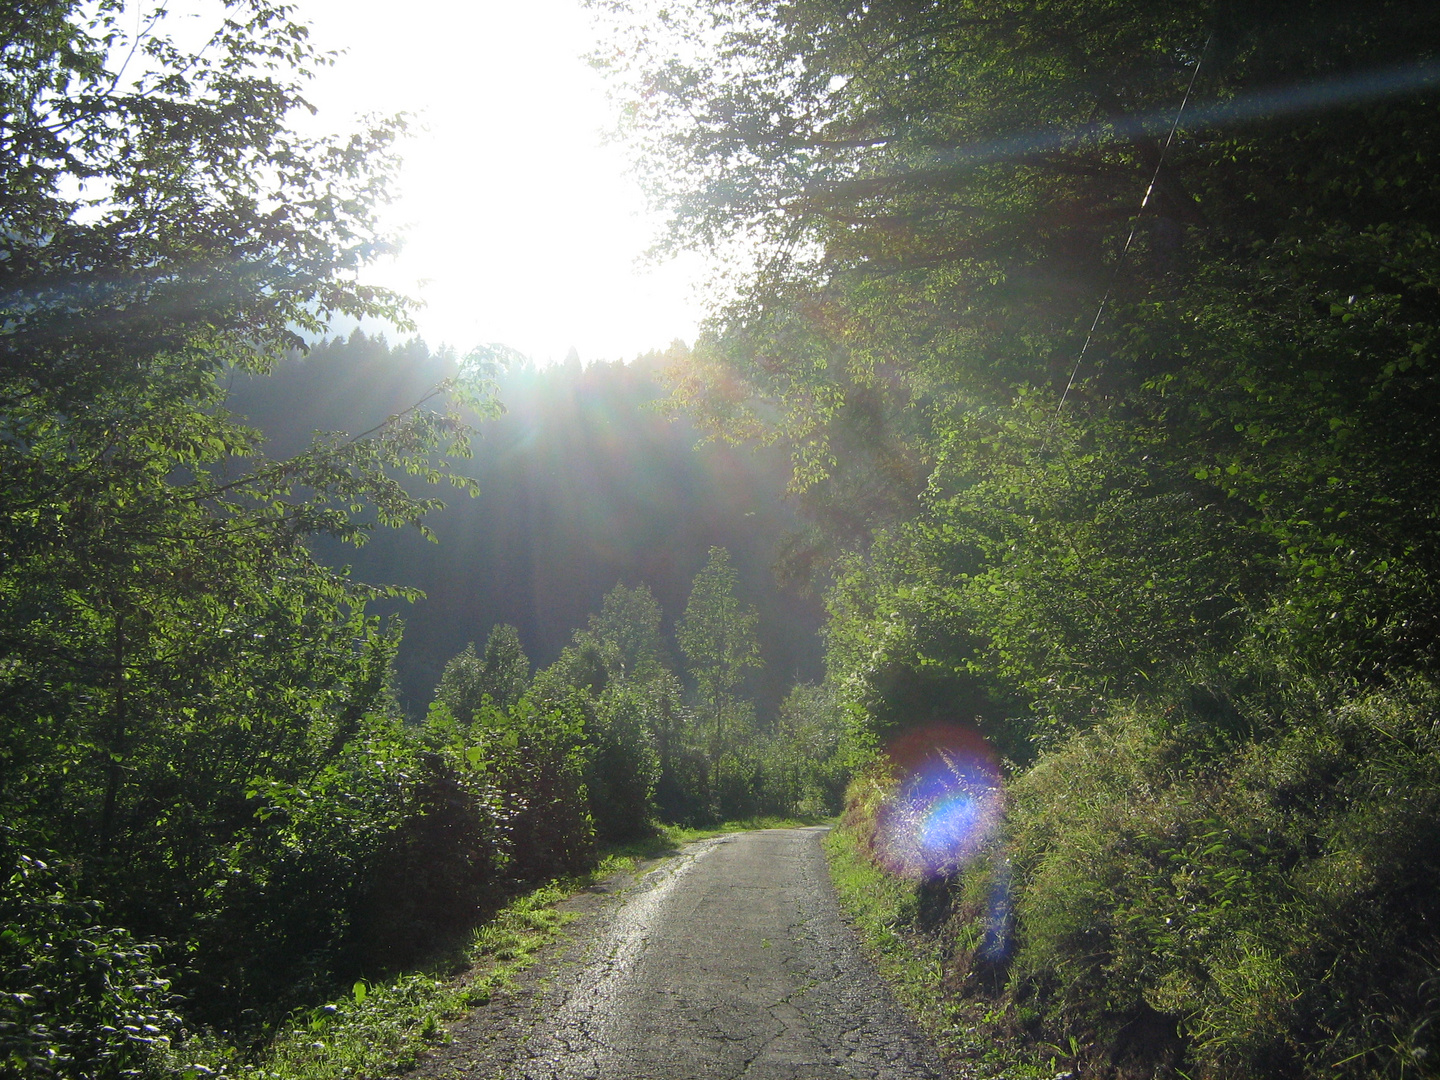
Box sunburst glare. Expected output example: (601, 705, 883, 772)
(286, 0, 705, 361)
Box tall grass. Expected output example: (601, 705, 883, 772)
(835, 675, 1440, 1078)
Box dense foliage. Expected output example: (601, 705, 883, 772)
(0, 2, 510, 1074)
(597, 0, 1440, 1075)
(435, 569, 847, 837)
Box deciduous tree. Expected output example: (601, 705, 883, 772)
(677, 547, 762, 755)
(0, 0, 493, 1045)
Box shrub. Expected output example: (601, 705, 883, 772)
(655, 744, 712, 827)
(188, 717, 511, 1026)
(586, 687, 660, 843)
(474, 696, 595, 881)
(1007, 676, 1440, 1078)
(0, 847, 180, 1080)
(712, 750, 762, 822)
(348, 750, 511, 972)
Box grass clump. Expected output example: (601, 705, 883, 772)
(825, 821, 1054, 1080)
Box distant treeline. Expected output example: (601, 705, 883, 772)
(226, 332, 824, 717)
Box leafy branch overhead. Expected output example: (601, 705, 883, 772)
(598, 0, 1440, 689)
(595, 1, 1440, 1077)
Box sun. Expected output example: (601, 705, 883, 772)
(294, 0, 704, 362)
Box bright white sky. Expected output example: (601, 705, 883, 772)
(289, 0, 704, 364)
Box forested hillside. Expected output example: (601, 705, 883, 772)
(595, 0, 1440, 1076)
(225, 332, 823, 715)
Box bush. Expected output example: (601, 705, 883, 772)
(655, 745, 712, 827)
(586, 688, 660, 843)
(474, 696, 595, 881)
(0, 847, 181, 1080)
(712, 750, 762, 822)
(1006, 676, 1440, 1078)
(348, 749, 511, 972)
(187, 717, 511, 1027)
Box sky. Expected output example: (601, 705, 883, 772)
(286, 0, 704, 364)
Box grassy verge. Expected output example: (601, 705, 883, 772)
(659, 813, 835, 845)
(823, 822, 1056, 1080)
(169, 851, 644, 1080)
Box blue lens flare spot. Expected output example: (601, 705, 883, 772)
(872, 723, 1004, 880)
(920, 792, 982, 856)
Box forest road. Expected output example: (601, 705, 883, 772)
(505, 826, 947, 1080)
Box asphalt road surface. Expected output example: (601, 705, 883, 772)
(509, 826, 947, 1079)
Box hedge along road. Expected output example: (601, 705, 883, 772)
(478, 826, 949, 1079)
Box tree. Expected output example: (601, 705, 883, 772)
(677, 547, 762, 756)
(579, 582, 670, 685)
(478, 624, 532, 708)
(599, 0, 1440, 697)
(435, 624, 532, 719)
(1, 0, 411, 406)
(0, 0, 493, 1044)
(586, 682, 662, 841)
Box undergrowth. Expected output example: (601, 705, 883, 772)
(824, 824, 1054, 1080)
(828, 675, 1440, 1080)
(161, 852, 643, 1080)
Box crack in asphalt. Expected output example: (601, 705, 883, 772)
(417, 827, 947, 1080)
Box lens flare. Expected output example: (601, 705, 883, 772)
(873, 723, 1004, 881)
(980, 857, 1012, 962)
(829, 59, 1440, 187)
